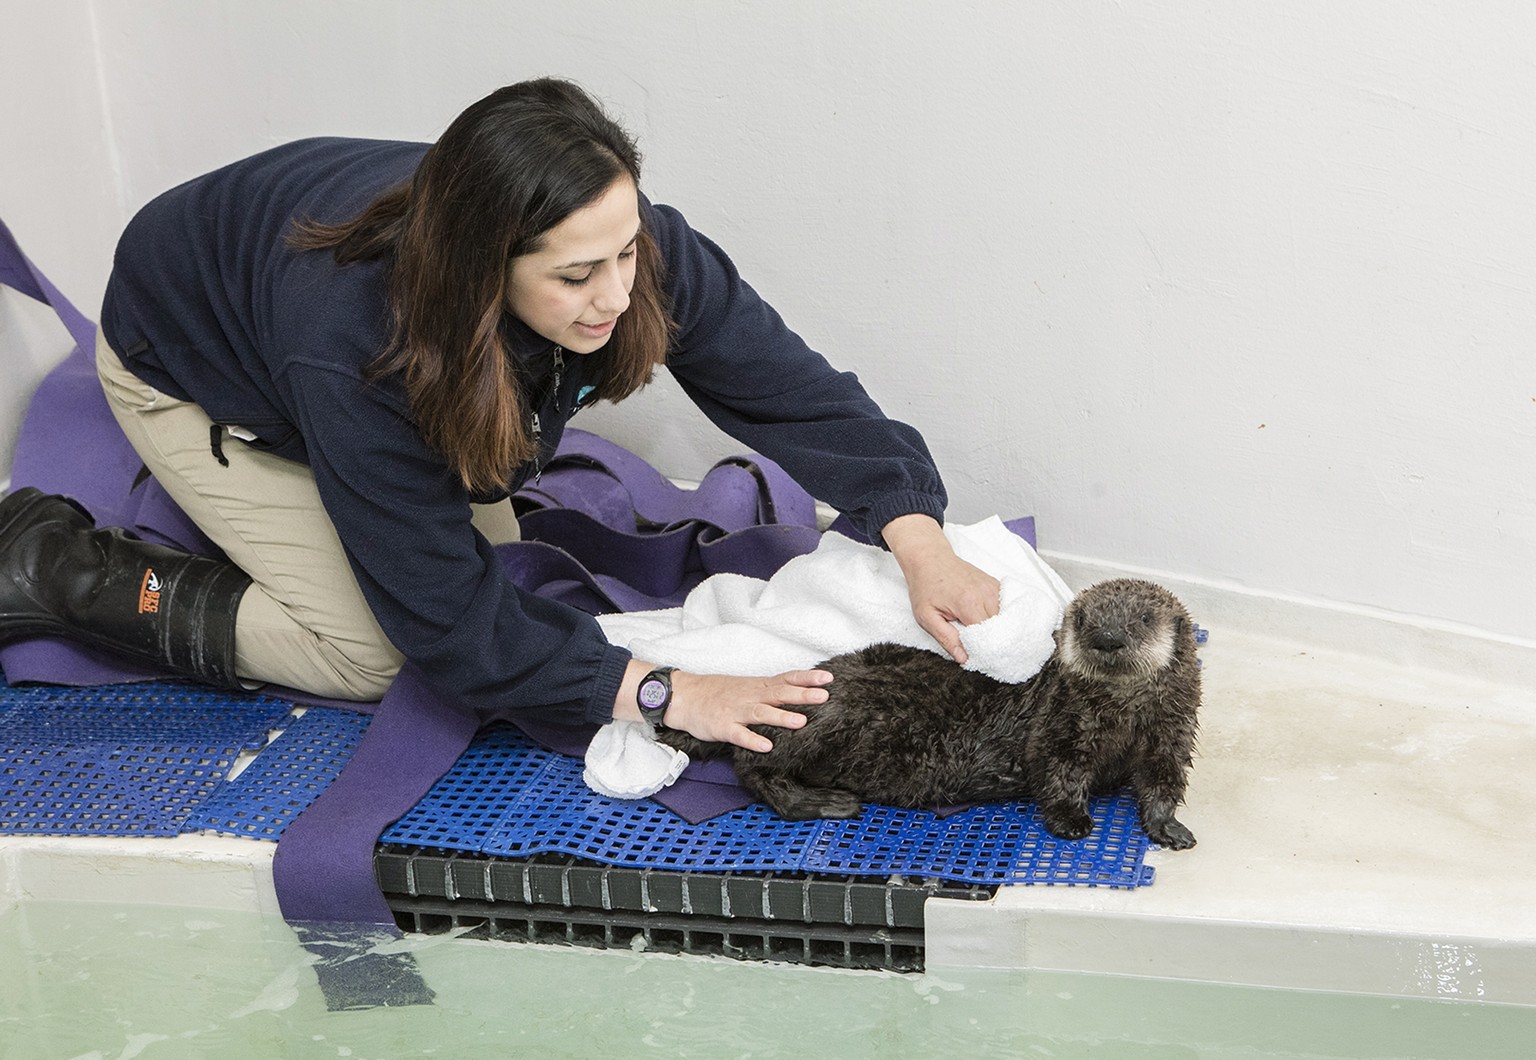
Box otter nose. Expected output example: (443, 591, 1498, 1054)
(1088, 629, 1128, 653)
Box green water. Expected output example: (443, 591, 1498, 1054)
(0, 901, 1528, 1059)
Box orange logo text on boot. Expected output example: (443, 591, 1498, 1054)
(138, 569, 163, 614)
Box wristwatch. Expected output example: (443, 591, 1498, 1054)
(636, 666, 677, 729)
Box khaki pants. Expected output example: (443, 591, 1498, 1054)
(95, 330, 520, 700)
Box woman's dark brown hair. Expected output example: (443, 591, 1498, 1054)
(289, 78, 672, 493)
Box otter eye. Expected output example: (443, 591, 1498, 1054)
(1141, 611, 1153, 625)
(1074, 611, 1086, 631)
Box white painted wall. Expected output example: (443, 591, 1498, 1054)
(0, 2, 121, 479)
(3, 1, 1534, 648)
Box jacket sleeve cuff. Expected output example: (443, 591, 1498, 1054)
(862, 490, 947, 547)
(582, 642, 635, 726)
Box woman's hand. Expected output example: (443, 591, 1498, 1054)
(616, 660, 831, 752)
(881, 513, 1001, 664)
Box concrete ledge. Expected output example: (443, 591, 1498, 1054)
(922, 620, 1536, 1006)
(0, 834, 280, 917)
(925, 902, 1535, 1005)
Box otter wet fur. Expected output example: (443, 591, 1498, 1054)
(658, 578, 1200, 848)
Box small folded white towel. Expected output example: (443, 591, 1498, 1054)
(581, 719, 690, 799)
(581, 516, 1073, 798)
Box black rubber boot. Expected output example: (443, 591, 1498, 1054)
(0, 486, 252, 689)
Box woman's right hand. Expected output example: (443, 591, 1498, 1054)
(618, 661, 831, 752)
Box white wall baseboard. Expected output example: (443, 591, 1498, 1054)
(1043, 549, 1536, 690)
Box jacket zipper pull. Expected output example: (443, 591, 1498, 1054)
(531, 411, 543, 483)
(537, 346, 564, 483)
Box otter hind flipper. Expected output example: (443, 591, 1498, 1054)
(734, 760, 862, 820)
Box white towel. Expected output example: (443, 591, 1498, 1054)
(582, 516, 1073, 797)
(581, 719, 690, 799)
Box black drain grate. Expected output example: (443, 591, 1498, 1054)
(376, 845, 996, 972)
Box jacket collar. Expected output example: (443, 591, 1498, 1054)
(502, 311, 557, 362)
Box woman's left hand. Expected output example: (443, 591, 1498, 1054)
(881, 513, 1001, 664)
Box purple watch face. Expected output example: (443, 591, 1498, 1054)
(638, 678, 669, 710)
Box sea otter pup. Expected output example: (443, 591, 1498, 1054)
(659, 578, 1200, 848)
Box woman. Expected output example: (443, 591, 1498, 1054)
(0, 78, 999, 753)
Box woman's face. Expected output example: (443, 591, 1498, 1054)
(506, 177, 640, 354)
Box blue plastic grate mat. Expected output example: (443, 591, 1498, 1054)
(0, 672, 296, 837)
(381, 725, 1154, 888)
(185, 707, 372, 840)
(198, 714, 1151, 887)
(2, 672, 1152, 887)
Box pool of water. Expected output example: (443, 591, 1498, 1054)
(1, 900, 1529, 1058)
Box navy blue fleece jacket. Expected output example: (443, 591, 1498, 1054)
(100, 137, 947, 725)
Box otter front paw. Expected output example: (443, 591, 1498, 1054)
(1145, 817, 1196, 850)
(1042, 807, 1094, 841)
